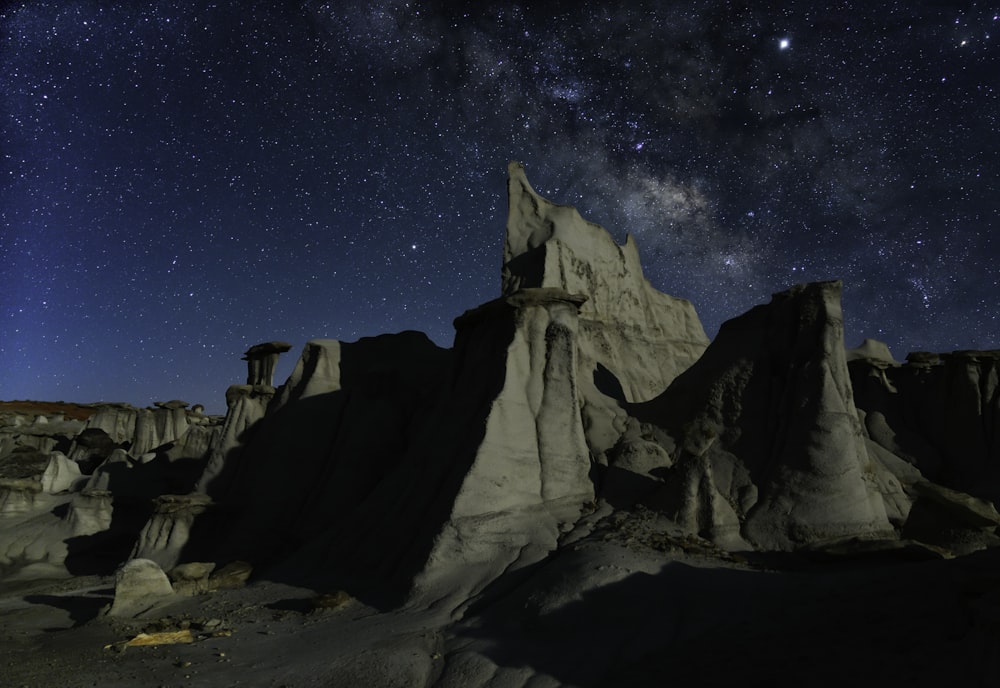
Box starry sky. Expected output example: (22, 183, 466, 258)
(2, 1, 998, 412)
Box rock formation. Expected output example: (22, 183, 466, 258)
(1, 163, 999, 635)
(503, 161, 708, 401)
(630, 281, 893, 549)
(107, 558, 174, 618)
(131, 493, 214, 570)
(242, 341, 293, 386)
(0, 401, 221, 578)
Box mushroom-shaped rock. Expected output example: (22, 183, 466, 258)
(243, 341, 293, 386)
(846, 338, 897, 364)
(107, 558, 175, 618)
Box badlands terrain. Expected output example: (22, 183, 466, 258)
(2, 163, 1000, 686)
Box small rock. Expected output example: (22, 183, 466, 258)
(207, 560, 253, 590)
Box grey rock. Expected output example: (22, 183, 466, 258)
(131, 493, 214, 570)
(153, 399, 189, 410)
(66, 489, 113, 537)
(208, 560, 253, 590)
(503, 161, 708, 402)
(107, 558, 175, 618)
(636, 281, 893, 550)
(168, 561, 216, 595)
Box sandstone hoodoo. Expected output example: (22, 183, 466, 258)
(1, 165, 998, 686)
(242, 341, 293, 387)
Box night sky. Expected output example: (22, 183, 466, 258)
(3, 2, 998, 412)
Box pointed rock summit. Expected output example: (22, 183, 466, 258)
(503, 161, 708, 401)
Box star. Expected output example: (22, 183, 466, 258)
(1, 2, 996, 410)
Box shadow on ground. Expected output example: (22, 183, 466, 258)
(24, 588, 113, 630)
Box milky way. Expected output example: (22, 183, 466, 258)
(3, 1, 998, 411)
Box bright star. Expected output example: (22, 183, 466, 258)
(779, 38, 790, 50)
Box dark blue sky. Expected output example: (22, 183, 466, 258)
(3, 1, 998, 412)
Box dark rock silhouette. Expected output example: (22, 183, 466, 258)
(242, 341, 293, 386)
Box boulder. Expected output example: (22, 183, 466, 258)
(107, 558, 175, 618)
(207, 560, 253, 590)
(168, 561, 216, 595)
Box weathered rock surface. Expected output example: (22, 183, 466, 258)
(165, 164, 1000, 607)
(107, 558, 175, 617)
(412, 288, 595, 601)
(632, 281, 893, 550)
(168, 560, 216, 594)
(503, 161, 708, 402)
(850, 349, 1000, 502)
(206, 560, 253, 590)
(131, 493, 214, 570)
(195, 384, 275, 494)
(66, 488, 114, 537)
(243, 340, 293, 386)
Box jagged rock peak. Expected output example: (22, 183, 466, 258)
(502, 161, 709, 401)
(503, 161, 668, 324)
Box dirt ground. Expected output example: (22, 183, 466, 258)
(4, 537, 1000, 688)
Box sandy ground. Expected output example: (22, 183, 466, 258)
(4, 532, 1000, 688)
(0, 575, 450, 688)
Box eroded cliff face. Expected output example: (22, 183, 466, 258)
(2, 163, 999, 609)
(412, 288, 595, 603)
(623, 282, 893, 549)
